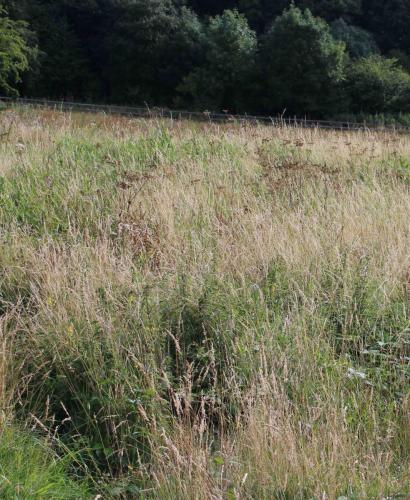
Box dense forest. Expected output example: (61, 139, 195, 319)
(1, 0, 410, 118)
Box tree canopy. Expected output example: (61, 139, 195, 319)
(0, 8, 36, 96)
(0, 0, 409, 118)
(262, 5, 346, 115)
(179, 10, 257, 112)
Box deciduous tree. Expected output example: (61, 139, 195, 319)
(179, 9, 257, 112)
(0, 8, 36, 95)
(262, 5, 347, 115)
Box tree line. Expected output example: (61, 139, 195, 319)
(1, 0, 410, 119)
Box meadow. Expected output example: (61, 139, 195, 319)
(0, 107, 409, 498)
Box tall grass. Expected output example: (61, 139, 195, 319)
(0, 426, 90, 498)
(0, 107, 409, 498)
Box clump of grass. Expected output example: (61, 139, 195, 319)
(0, 426, 90, 499)
(0, 108, 409, 497)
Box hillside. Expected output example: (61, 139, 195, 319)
(1, 2, 410, 119)
(0, 107, 409, 498)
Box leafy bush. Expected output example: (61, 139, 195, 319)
(346, 55, 410, 114)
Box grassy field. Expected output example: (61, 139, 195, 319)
(0, 107, 409, 498)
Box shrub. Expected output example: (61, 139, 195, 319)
(346, 55, 410, 114)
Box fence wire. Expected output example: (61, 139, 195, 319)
(1, 96, 409, 133)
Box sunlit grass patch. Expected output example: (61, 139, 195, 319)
(0, 108, 409, 498)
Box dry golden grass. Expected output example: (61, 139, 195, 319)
(0, 107, 409, 498)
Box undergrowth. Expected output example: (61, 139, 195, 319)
(0, 108, 409, 498)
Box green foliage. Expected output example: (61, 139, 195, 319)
(300, 0, 362, 20)
(262, 5, 347, 115)
(318, 256, 410, 395)
(0, 8, 36, 96)
(179, 9, 257, 112)
(19, 308, 167, 477)
(35, 17, 95, 99)
(2, 0, 410, 119)
(103, 1, 202, 104)
(363, 0, 410, 54)
(331, 18, 379, 58)
(346, 55, 410, 113)
(389, 49, 410, 73)
(237, 0, 290, 31)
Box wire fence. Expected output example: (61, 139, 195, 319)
(1, 96, 409, 133)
